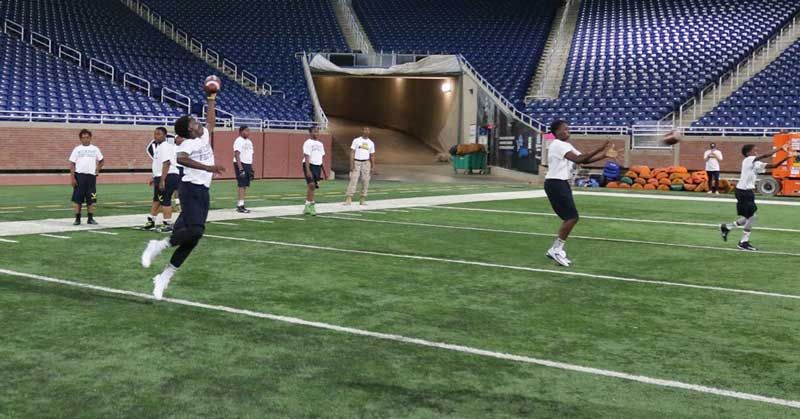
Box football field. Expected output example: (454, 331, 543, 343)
(1, 180, 800, 418)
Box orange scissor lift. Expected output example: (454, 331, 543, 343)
(759, 133, 800, 196)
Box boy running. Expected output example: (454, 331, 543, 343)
(302, 127, 326, 216)
(69, 129, 104, 225)
(140, 87, 225, 300)
(143, 127, 180, 232)
(544, 120, 616, 267)
(720, 144, 794, 250)
(233, 126, 255, 213)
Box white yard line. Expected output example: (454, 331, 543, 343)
(209, 221, 239, 226)
(0, 267, 797, 409)
(278, 217, 307, 221)
(86, 230, 119, 236)
(0, 210, 23, 214)
(243, 219, 274, 224)
(407, 207, 433, 211)
(438, 206, 800, 233)
(204, 234, 800, 301)
(574, 191, 800, 206)
(318, 216, 800, 257)
(335, 213, 362, 217)
(384, 209, 411, 213)
(0, 190, 546, 237)
(39, 234, 70, 240)
(0, 238, 18, 243)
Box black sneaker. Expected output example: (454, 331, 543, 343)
(143, 220, 156, 230)
(719, 224, 730, 242)
(87, 219, 98, 225)
(236, 206, 251, 214)
(158, 224, 173, 233)
(73, 219, 81, 226)
(737, 241, 758, 251)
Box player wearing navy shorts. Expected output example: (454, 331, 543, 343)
(143, 127, 181, 232)
(69, 129, 104, 225)
(233, 125, 255, 213)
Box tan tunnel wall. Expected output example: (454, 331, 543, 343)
(313, 75, 459, 153)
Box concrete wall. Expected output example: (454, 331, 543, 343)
(313, 75, 459, 153)
(0, 122, 331, 179)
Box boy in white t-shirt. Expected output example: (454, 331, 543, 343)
(544, 120, 616, 267)
(143, 127, 181, 232)
(302, 127, 326, 216)
(233, 125, 255, 213)
(68, 129, 104, 225)
(345, 126, 376, 206)
(703, 143, 723, 194)
(720, 143, 794, 251)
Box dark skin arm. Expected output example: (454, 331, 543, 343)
(70, 162, 77, 187)
(159, 160, 171, 190)
(206, 93, 216, 146)
(565, 141, 612, 165)
(765, 155, 792, 170)
(177, 152, 224, 174)
(96, 159, 104, 177)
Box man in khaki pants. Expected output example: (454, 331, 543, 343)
(345, 127, 375, 205)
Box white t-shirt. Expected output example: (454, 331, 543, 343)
(704, 149, 723, 171)
(351, 136, 375, 161)
(176, 128, 215, 188)
(233, 136, 254, 164)
(737, 156, 767, 190)
(69, 145, 104, 175)
(152, 141, 179, 177)
(302, 139, 325, 165)
(546, 139, 580, 180)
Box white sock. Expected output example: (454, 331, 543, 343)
(147, 215, 154, 222)
(741, 230, 751, 243)
(156, 238, 171, 251)
(161, 263, 178, 281)
(174, 198, 180, 205)
(305, 200, 311, 205)
(163, 217, 172, 225)
(237, 200, 244, 207)
(551, 238, 565, 251)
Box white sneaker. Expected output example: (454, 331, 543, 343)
(715, 191, 720, 195)
(546, 248, 571, 267)
(707, 191, 712, 194)
(152, 273, 170, 300)
(141, 239, 166, 268)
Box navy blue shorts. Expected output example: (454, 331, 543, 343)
(544, 179, 579, 221)
(177, 166, 185, 178)
(303, 164, 322, 186)
(735, 188, 757, 218)
(153, 174, 181, 206)
(71, 173, 97, 205)
(234, 163, 253, 188)
(174, 182, 210, 229)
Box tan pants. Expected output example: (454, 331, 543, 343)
(346, 160, 372, 198)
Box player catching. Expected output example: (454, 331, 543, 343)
(720, 143, 795, 251)
(140, 76, 225, 299)
(544, 120, 617, 267)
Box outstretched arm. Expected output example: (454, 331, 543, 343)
(177, 152, 224, 174)
(206, 93, 216, 145)
(565, 141, 612, 164)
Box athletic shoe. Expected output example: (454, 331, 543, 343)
(557, 249, 572, 266)
(73, 220, 81, 226)
(87, 219, 98, 225)
(143, 220, 156, 230)
(157, 224, 173, 233)
(737, 241, 758, 251)
(360, 197, 367, 206)
(545, 248, 571, 267)
(236, 206, 251, 214)
(707, 191, 712, 194)
(141, 239, 166, 268)
(152, 273, 170, 300)
(309, 204, 317, 216)
(715, 191, 720, 195)
(719, 224, 730, 242)
(344, 197, 352, 206)
(303, 204, 312, 215)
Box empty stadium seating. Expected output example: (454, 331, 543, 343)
(696, 39, 800, 128)
(0, 33, 180, 119)
(1, 0, 310, 121)
(142, 0, 347, 112)
(352, 0, 556, 106)
(526, 0, 800, 127)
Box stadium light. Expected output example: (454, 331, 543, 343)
(441, 81, 453, 93)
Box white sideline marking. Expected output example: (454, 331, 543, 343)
(0, 267, 798, 409)
(408, 207, 433, 211)
(86, 230, 119, 236)
(278, 217, 306, 221)
(384, 209, 410, 213)
(318, 216, 800, 257)
(204, 234, 800, 301)
(0, 210, 23, 214)
(45, 208, 75, 212)
(439, 206, 800, 234)
(0, 238, 18, 243)
(209, 221, 239, 226)
(335, 213, 362, 217)
(244, 219, 274, 224)
(39, 234, 70, 240)
(575, 191, 800, 206)
(363, 211, 388, 215)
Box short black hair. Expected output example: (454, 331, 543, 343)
(549, 120, 568, 134)
(155, 127, 167, 135)
(742, 144, 755, 157)
(239, 126, 249, 133)
(174, 116, 193, 139)
(308, 126, 318, 134)
(79, 129, 92, 138)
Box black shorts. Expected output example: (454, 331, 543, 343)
(544, 179, 579, 221)
(735, 188, 758, 218)
(177, 166, 184, 178)
(71, 173, 97, 205)
(234, 163, 253, 188)
(174, 182, 210, 228)
(152, 174, 181, 206)
(303, 163, 322, 186)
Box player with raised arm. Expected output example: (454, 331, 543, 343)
(140, 76, 225, 299)
(720, 143, 795, 251)
(544, 120, 617, 267)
